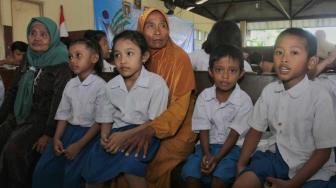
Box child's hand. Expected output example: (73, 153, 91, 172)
(64, 142, 82, 160)
(201, 154, 211, 171)
(53, 139, 64, 156)
(265, 177, 296, 188)
(201, 154, 219, 175)
(100, 135, 109, 148)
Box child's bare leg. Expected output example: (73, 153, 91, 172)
(212, 176, 229, 188)
(232, 171, 260, 188)
(86, 183, 104, 188)
(185, 177, 202, 188)
(124, 174, 146, 188)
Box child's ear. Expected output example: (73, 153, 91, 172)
(307, 56, 319, 70)
(141, 51, 150, 64)
(91, 54, 99, 64)
(307, 56, 319, 79)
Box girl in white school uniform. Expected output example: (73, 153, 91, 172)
(83, 30, 169, 188)
(32, 39, 106, 188)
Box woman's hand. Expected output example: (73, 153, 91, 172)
(64, 142, 82, 160)
(32, 134, 50, 153)
(121, 126, 155, 158)
(105, 131, 132, 154)
(53, 138, 64, 156)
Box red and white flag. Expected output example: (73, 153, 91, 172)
(59, 5, 69, 37)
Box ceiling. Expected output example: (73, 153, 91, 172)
(169, 0, 336, 22)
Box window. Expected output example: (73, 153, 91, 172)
(198, 30, 202, 41)
(304, 27, 336, 43)
(246, 29, 283, 47)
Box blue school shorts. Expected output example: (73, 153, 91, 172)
(181, 144, 240, 185)
(241, 146, 334, 188)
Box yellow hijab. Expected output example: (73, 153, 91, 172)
(137, 8, 195, 99)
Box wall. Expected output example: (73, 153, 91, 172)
(0, 0, 214, 58)
(129, 0, 214, 49)
(0, 0, 95, 58)
(1, 0, 213, 31)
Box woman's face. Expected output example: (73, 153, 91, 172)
(143, 11, 169, 50)
(28, 22, 51, 53)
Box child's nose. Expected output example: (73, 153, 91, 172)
(281, 53, 288, 63)
(222, 71, 229, 79)
(120, 56, 127, 64)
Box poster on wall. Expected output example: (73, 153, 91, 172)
(93, 0, 194, 52)
(93, 0, 130, 47)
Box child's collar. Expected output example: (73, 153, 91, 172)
(206, 84, 242, 106)
(275, 75, 309, 98)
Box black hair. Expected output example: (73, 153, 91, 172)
(112, 30, 149, 56)
(275, 28, 317, 58)
(60, 37, 72, 49)
(83, 30, 107, 43)
(248, 52, 263, 65)
(203, 20, 242, 54)
(209, 44, 244, 71)
(69, 38, 103, 75)
(11, 41, 28, 52)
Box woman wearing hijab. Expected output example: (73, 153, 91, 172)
(110, 8, 197, 188)
(0, 16, 72, 187)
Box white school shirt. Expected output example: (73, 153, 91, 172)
(248, 75, 336, 181)
(192, 84, 253, 145)
(102, 60, 115, 72)
(188, 49, 253, 72)
(97, 66, 169, 128)
(55, 74, 107, 127)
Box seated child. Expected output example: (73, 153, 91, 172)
(233, 28, 336, 188)
(32, 39, 106, 188)
(82, 30, 169, 188)
(0, 41, 28, 66)
(84, 30, 115, 73)
(182, 44, 253, 188)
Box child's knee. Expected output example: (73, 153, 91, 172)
(233, 171, 260, 188)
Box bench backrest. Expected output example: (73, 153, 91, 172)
(194, 71, 278, 104)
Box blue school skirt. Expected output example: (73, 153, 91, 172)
(82, 124, 160, 184)
(32, 124, 98, 188)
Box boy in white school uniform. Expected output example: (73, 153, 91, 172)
(182, 44, 253, 188)
(233, 28, 336, 188)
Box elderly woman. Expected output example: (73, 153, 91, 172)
(0, 17, 72, 187)
(110, 8, 197, 188)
